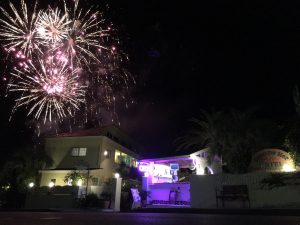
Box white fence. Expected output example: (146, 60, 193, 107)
(191, 172, 300, 208)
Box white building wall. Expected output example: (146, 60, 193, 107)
(191, 172, 300, 208)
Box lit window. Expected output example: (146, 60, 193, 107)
(115, 150, 121, 163)
(79, 148, 87, 156)
(71, 147, 87, 156)
(131, 159, 137, 167)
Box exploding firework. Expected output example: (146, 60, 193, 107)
(36, 7, 71, 45)
(0, 0, 40, 57)
(0, 0, 135, 129)
(59, 0, 113, 69)
(9, 57, 86, 123)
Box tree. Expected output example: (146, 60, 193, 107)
(175, 109, 267, 173)
(281, 85, 300, 167)
(0, 143, 53, 208)
(63, 170, 93, 186)
(1, 143, 52, 189)
(175, 109, 226, 159)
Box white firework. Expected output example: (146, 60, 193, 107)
(58, 0, 112, 69)
(8, 57, 86, 123)
(0, 0, 40, 57)
(36, 7, 71, 44)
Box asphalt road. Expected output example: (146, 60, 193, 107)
(0, 212, 300, 225)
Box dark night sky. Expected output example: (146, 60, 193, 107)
(115, 0, 300, 156)
(1, 0, 300, 157)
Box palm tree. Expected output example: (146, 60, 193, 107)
(174, 109, 227, 160)
(175, 108, 262, 173)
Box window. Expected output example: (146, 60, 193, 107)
(131, 159, 137, 167)
(114, 150, 122, 163)
(71, 148, 79, 156)
(114, 149, 137, 167)
(79, 148, 87, 156)
(71, 147, 87, 156)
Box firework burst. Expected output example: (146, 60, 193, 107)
(0, 0, 40, 57)
(0, 0, 135, 129)
(9, 57, 85, 123)
(36, 7, 71, 45)
(58, 0, 112, 69)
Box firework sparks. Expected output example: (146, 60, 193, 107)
(0, 0, 135, 128)
(36, 7, 71, 45)
(0, 0, 40, 57)
(59, 0, 112, 69)
(8, 57, 86, 123)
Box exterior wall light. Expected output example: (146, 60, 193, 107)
(77, 179, 83, 186)
(48, 181, 55, 188)
(28, 182, 35, 188)
(196, 167, 205, 175)
(114, 173, 120, 179)
(104, 150, 108, 156)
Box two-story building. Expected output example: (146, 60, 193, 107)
(39, 125, 141, 195)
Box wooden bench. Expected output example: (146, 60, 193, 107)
(215, 185, 250, 208)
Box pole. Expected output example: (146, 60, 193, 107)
(85, 165, 90, 196)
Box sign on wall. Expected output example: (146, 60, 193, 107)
(130, 188, 141, 209)
(249, 149, 294, 172)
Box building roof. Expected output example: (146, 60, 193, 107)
(46, 124, 143, 155)
(47, 124, 118, 138)
(138, 149, 210, 168)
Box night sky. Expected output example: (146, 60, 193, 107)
(1, 0, 300, 158)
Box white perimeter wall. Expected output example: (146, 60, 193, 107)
(191, 172, 300, 208)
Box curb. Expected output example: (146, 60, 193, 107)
(132, 208, 300, 216)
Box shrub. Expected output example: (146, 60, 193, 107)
(78, 193, 104, 208)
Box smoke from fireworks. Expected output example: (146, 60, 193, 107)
(0, 0, 134, 129)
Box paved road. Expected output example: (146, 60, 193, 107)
(0, 212, 300, 225)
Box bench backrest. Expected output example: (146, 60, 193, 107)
(222, 185, 248, 195)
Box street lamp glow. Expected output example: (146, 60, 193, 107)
(114, 173, 120, 179)
(28, 182, 34, 188)
(48, 181, 55, 188)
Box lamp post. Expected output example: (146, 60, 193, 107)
(85, 164, 90, 196)
(114, 173, 122, 212)
(75, 160, 90, 197)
